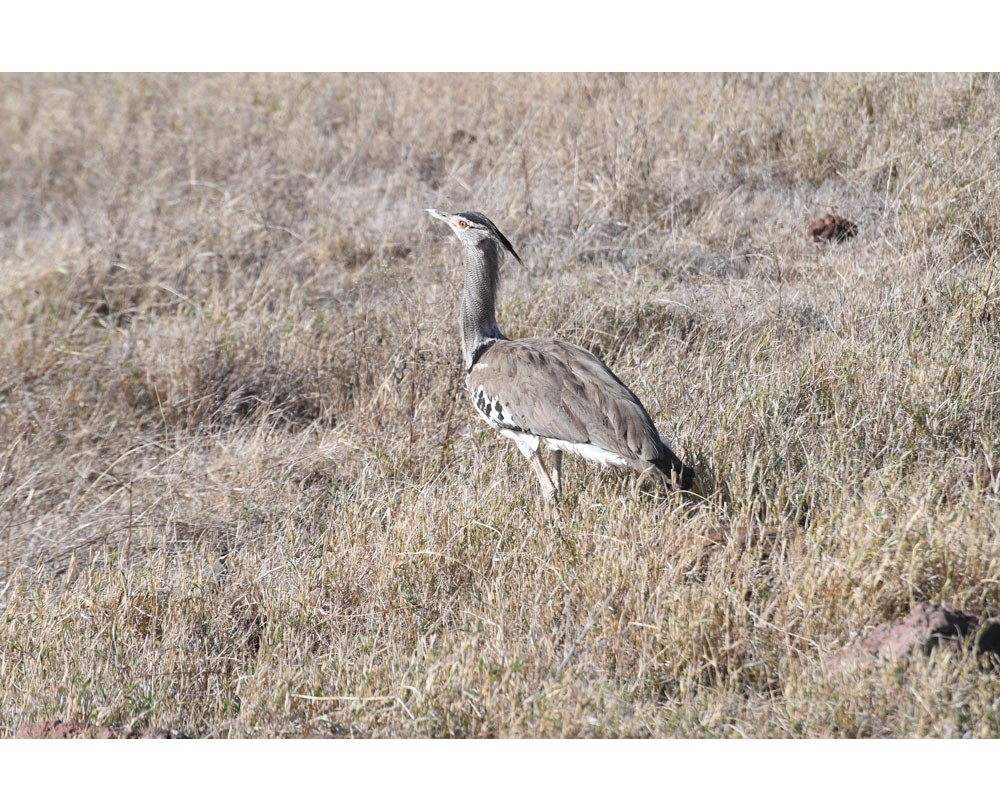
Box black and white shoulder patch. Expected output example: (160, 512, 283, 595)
(469, 384, 522, 433)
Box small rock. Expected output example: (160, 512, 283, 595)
(975, 618, 1000, 659)
(808, 214, 858, 243)
(450, 129, 477, 147)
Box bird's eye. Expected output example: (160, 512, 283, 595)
(457, 219, 468, 229)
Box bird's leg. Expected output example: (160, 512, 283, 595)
(527, 453, 558, 501)
(550, 449, 563, 496)
(509, 435, 558, 501)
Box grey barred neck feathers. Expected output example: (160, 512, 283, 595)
(460, 236, 506, 370)
(425, 207, 694, 500)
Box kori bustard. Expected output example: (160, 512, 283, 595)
(427, 208, 694, 501)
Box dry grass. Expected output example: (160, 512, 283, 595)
(1, 73, 999, 737)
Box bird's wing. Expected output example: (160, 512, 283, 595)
(466, 337, 664, 463)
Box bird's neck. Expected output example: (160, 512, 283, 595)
(460, 241, 506, 369)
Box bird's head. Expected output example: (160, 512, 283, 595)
(426, 209, 523, 266)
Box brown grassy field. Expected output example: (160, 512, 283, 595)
(1, 73, 998, 738)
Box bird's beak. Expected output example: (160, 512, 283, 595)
(425, 208, 451, 223)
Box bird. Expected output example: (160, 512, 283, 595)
(426, 208, 694, 501)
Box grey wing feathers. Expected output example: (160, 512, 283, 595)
(467, 338, 666, 464)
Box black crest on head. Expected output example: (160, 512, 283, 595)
(457, 211, 523, 265)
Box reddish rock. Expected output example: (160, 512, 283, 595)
(13, 720, 178, 739)
(827, 602, 1000, 672)
(15, 720, 120, 739)
(808, 214, 858, 243)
